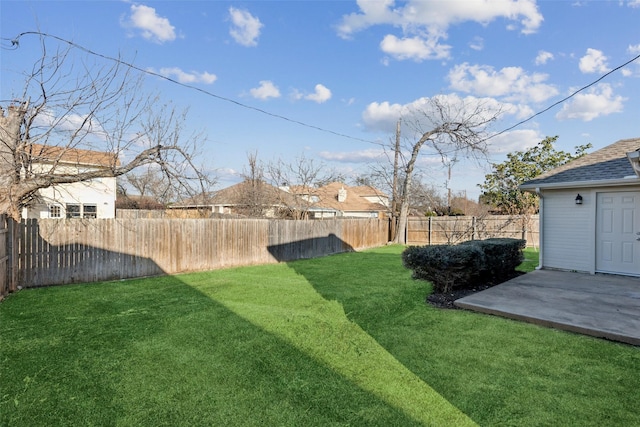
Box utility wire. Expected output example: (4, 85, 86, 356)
(3, 31, 640, 151)
(486, 51, 640, 141)
(3, 31, 384, 146)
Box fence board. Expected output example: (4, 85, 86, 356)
(407, 215, 539, 247)
(0, 215, 8, 297)
(4, 215, 537, 292)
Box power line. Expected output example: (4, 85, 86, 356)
(3, 31, 384, 147)
(3, 31, 640, 151)
(486, 51, 640, 141)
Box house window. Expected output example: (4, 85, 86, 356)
(83, 204, 97, 219)
(49, 205, 61, 218)
(66, 203, 98, 219)
(66, 204, 81, 218)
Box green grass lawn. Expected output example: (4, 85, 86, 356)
(1, 246, 639, 426)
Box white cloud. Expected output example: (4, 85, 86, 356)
(337, 0, 542, 61)
(339, 0, 543, 37)
(318, 149, 387, 163)
(485, 129, 542, 154)
(229, 7, 263, 47)
(555, 83, 625, 121)
(629, 0, 640, 7)
(250, 80, 281, 100)
(361, 101, 404, 132)
(361, 94, 510, 134)
(535, 50, 554, 65)
(447, 63, 558, 103)
(380, 35, 450, 61)
(579, 48, 609, 73)
(622, 44, 640, 77)
(469, 36, 484, 51)
(305, 84, 332, 103)
(34, 109, 108, 140)
(290, 89, 304, 101)
(123, 4, 176, 43)
(151, 67, 217, 84)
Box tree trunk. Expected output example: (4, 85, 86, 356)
(0, 104, 28, 220)
(391, 118, 401, 242)
(394, 131, 433, 244)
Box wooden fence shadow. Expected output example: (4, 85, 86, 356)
(14, 219, 165, 289)
(267, 233, 354, 262)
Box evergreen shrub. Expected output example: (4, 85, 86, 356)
(402, 238, 526, 293)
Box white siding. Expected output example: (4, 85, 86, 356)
(24, 176, 116, 219)
(541, 189, 594, 273)
(363, 195, 390, 207)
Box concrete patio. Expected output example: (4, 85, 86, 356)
(455, 269, 640, 346)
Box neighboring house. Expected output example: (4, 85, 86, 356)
(297, 182, 390, 219)
(520, 137, 640, 276)
(172, 181, 391, 220)
(170, 180, 301, 218)
(22, 144, 118, 219)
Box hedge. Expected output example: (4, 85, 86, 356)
(402, 238, 526, 293)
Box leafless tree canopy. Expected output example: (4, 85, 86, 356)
(0, 36, 212, 219)
(237, 151, 274, 218)
(393, 96, 500, 243)
(265, 153, 345, 219)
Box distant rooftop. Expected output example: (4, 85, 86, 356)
(28, 143, 120, 167)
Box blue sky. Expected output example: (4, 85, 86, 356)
(2, 0, 640, 200)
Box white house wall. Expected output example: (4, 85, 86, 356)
(26, 176, 117, 219)
(362, 195, 390, 207)
(541, 189, 595, 273)
(344, 211, 380, 218)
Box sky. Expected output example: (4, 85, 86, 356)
(2, 0, 640, 201)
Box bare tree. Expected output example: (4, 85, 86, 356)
(236, 150, 275, 217)
(123, 166, 176, 206)
(407, 177, 446, 216)
(393, 96, 499, 244)
(0, 36, 211, 220)
(265, 153, 332, 219)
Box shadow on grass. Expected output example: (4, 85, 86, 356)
(1, 272, 428, 427)
(285, 246, 640, 427)
(283, 247, 421, 324)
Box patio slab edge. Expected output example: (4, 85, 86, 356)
(454, 299, 640, 346)
(453, 270, 640, 347)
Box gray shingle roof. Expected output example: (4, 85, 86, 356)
(520, 137, 640, 188)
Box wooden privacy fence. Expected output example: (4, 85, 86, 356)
(0, 215, 539, 295)
(407, 215, 539, 247)
(13, 218, 390, 289)
(0, 215, 9, 297)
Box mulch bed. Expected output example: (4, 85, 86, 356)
(426, 271, 525, 309)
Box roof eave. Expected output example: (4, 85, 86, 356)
(520, 176, 640, 192)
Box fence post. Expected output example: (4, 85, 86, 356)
(428, 216, 432, 246)
(472, 216, 477, 241)
(6, 217, 18, 293)
(0, 215, 6, 297)
(404, 218, 409, 244)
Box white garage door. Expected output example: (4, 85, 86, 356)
(596, 191, 640, 276)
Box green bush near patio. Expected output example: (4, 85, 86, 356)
(402, 238, 526, 292)
(1, 246, 639, 426)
